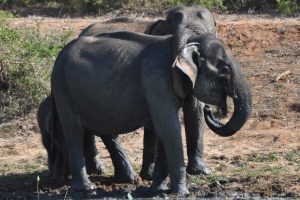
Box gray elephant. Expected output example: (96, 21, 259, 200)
(37, 96, 70, 179)
(79, 17, 152, 37)
(142, 5, 217, 178)
(51, 31, 252, 194)
(78, 5, 217, 179)
(37, 96, 136, 183)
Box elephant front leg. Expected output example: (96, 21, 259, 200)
(101, 135, 137, 183)
(84, 134, 105, 175)
(149, 104, 189, 194)
(183, 95, 211, 175)
(140, 127, 157, 180)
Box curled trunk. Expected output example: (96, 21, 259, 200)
(204, 78, 252, 137)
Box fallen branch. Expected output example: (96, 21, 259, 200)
(274, 70, 291, 82)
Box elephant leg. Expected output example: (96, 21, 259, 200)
(101, 135, 137, 183)
(140, 127, 157, 180)
(149, 140, 168, 192)
(84, 134, 105, 175)
(52, 150, 65, 179)
(183, 95, 211, 175)
(47, 149, 55, 177)
(62, 142, 71, 179)
(147, 99, 188, 194)
(60, 112, 93, 191)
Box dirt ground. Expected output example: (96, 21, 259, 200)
(0, 13, 300, 199)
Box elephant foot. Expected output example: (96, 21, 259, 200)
(114, 169, 137, 184)
(140, 163, 155, 180)
(149, 179, 168, 193)
(170, 184, 189, 195)
(86, 155, 105, 175)
(71, 177, 95, 191)
(52, 167, 66, 180)
(186, 159, 211, 175)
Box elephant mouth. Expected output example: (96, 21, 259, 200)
(205, 96, 231, 122)
(203, 86, 252, 137)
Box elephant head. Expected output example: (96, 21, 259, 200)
(146, 5, 216, 58)
(173, 34, 252, 137)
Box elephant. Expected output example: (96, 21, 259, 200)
(50, 31, 252, 194)
(142, 5, 217, 177)
(79, 17, 152, 37)
(37, 96, 137, 183)
(37, 96, 70, 179)
(78, 5, 217, 179)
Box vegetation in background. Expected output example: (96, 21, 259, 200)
(0, 19, 73, 118)
(0, 0, 299, 16)
(0, 1, 298, 119)
(276, 0, 299, 15)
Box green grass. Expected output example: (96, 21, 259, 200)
(187, 149, 300, 186)
(1, 161, 48, 176)
(0, 10, 18, 18)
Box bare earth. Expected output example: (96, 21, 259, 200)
(0, 14, 299, 199)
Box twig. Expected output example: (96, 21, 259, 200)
(274, 70, 291, 82)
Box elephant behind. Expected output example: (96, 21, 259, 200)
(37, 96, 70, 179)
(37, 96, 137, 183)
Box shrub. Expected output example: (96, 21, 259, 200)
(276, 0, 299, 16)
(169, 0, 226, 11)
(0, 18, 73, 118)
(1, 0, 299, 15)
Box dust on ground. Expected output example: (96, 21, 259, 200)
(0, 14, 300, 199)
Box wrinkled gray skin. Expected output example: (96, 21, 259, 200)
(51, 31, 252, 194)
(37, 96, 136, 183)
(142, 5, 217, 178)
(79, 5, 217, 179)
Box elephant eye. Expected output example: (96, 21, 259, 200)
(192, 52, 200, 67)
(218, 66, 231, 78)
(197, 11, 203, 19)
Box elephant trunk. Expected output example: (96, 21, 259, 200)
(204, 77, 252, 137)
(173, 28, 195, 59)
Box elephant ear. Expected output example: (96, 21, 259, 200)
(172, 42, 200, 99)
(145, 19, 167, 35)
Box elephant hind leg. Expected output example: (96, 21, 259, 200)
(52, 150, 64, 179)
(57, 107, 94, 190)
(101, 135, 137, 183)
(140, 127, 157, 180)
(84, 134, 105, 175)
(149, 140, 168, 192)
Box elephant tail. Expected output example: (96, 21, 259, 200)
(49, 92, 56, 152)
(50, 92, 64, 151)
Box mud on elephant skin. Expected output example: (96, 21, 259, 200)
(37, 96, 137, 183)
(50, 31, 252, 194)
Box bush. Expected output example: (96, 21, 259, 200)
(0, 19, 73, 117)
(1, 0, 299, 15)
(168, 0, 226, 11)
(276, 0, 299, 16)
